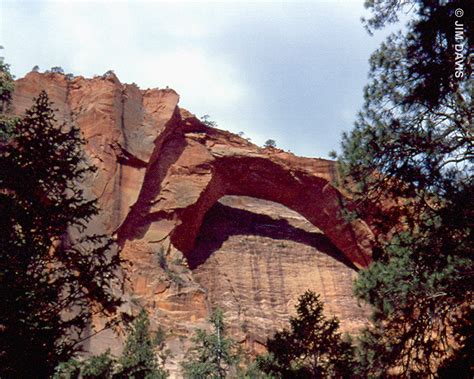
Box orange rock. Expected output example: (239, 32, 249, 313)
(11, 72, 374, 376)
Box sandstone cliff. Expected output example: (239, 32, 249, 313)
(11, 72, 373, 376)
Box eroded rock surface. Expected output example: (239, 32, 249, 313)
(192, 196, 370, 354)
(11, 72, 373, 376)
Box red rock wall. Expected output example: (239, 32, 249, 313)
(10, 72, 373, 376)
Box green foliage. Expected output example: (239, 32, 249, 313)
(257, 291, 355, 378)
(200, 114, 218, 128)
(116, 309, 168, 378)
(0, 55, 17, 142)
(50, 66, 65, 74)
(337, 0, 473, 376)
(173, 255, 185, 266)
(0, 90, 122, 377)
(156, 247, 185, 286)
(182, 308, 241, 378)
(238, 361, 274, 379)
(362, 0, 472, 106)
(0, 112, 18, 143)
(157, 248, 169, 271)
(264, 139, 277, 148)
(0, 51, 14, 113)
(53, 310, 169, 378)
(53, 359, 83, 379)
(81, 350, 116, 379)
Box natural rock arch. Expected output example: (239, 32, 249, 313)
(170, 156, 371, 268)
(10, 72, 373, 269)
(10, 73, 373, 375)
(117, 114, 373, 269)
(187, 198, 358, 270)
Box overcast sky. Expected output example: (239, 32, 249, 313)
(1, 0, 394, 158)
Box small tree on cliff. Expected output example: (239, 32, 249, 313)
(200, 114, 218, 128)
(182, 308, 241, 379)
(257, 290, 355, 378)
(264, 139, 277, 148)
(0, 90, 122, 377)
(0, 51, 13, 112)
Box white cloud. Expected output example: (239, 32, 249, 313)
(2, 0, 390, 157)
(136, 48, 248, 109)
(3, 1, 252, 128)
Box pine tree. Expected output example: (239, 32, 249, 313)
(116, 309, 168, 379)
(182, 308, 241, 379)
(264, 139, 277, 148)
(257, 291, 355, 378)
(0, 90, 122, 377)
(200, 114, 218, 128)
(53, 310, 168, 379)
(336, 0, 473, 376)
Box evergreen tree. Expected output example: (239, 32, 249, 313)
(257, 291, 355, 378)
(238, 361, 274, 379)
(200, 114, 218, 128)
(0, 53, 13, 112)
(81, 350, 116, 379)
(182, 308, 241, 379)
(264, 139, 277, 148)
(116, 309, 168, 379)
(0, 90, 122, 377)
(53, 310, 168, 379)
(53, 350, 116, 379)
(336, 0, 473, 376)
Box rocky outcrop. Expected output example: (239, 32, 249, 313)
(11, 72, 373, 375)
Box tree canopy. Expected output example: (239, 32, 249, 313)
(116, 309, 168, 379)
(0, 87, 122, 377)
(337, 0, 473, 376)
(0, 51, 16, 140)
(257, 290, 355, 378)
(54, 309, 168, 379)
(264, 139, 277, 148)
(182, 308, 241, 379)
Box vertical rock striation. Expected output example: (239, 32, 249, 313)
(10, 72, 373, 375)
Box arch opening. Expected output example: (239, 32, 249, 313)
(170, 155, 371, 269)
(188, 195, 357, 271)
(189, 195, 370, 350)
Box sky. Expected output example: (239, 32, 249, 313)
(1, 0, 396, 158)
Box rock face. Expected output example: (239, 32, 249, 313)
(11, 72, 373, 376)
(192, 196, 370, 355)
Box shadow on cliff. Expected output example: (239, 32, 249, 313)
(117, 128, 188, 243)
(187, 201, 358, 271)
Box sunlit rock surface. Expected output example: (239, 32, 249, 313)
(11, 72, 372, 376)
